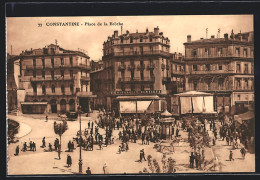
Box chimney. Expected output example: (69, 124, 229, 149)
(224, 33, 228, 41)
(146, 28, 148, 33)
(187, 35, 191, 43)
(114, 30, 118, 38)
(126, 30, 129, 34)
(159, 32, 163, 36)
(154, 26, 159, 35)
(211, 35, 215, 39)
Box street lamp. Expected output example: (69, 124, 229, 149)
(77, 105, 83, 174)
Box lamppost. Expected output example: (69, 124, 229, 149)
(77, 105, 83, 174)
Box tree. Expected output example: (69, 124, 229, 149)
(54, 120, 68, 159)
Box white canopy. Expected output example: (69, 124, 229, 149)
(176, 91, 213, 97)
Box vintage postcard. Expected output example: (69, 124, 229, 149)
(6, 15, 254, 175)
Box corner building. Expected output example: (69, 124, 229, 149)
(17, 44, 95, 114)
(183, 31, 254, 114)
(91, 27, 173, 113)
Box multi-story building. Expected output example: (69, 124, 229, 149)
(91, 27, 177, 113)
(183, 30, 254, 114)
(7, 54, 19, 112)
(16, 44, 95, 114)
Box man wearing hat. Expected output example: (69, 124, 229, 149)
(86, 167, 91, 174)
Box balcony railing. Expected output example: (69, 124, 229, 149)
(25, 63, 91, 70)
(104, 50, 170, 57)
(119, 77, 155, 82)
(26, 92, 75, 96)
(137, 64, 146, 70)
(190, 69, 235, 74)
(118, 64, 126, 70)
(127, 64, 136, 70)
(171, 71, 185, 76)
(30, 76, 75, 81)
(76, 91, 94, 97)
(80, 76, 90, 81)
(162, 77, 171, 82)
(146, 64, 155, 69)
(185, 53, 254, 59)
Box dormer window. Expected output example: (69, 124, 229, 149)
(120, 37, 123, 43)
(140, 37, 143, 42)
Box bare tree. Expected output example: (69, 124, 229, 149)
(54, 120, 68, 160)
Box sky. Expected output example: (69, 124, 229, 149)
(6, 15, 253, 61)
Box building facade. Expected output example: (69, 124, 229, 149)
(183, 30, 254, 114)
(7, 54, 19, 112)
(91, 27, 183, 113)
(16, 44, 95, 114)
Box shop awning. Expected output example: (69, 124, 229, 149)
(235, 111, 254, 123)
(176, 91, 213, 97)
(21, 102, 48, 105)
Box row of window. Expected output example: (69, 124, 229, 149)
(32, 70, 87, 78)
(192, 63, 253, 73)
(33, 57, 74, 67)
(121, 84, 154, 91)
(32, 84, 88, 94)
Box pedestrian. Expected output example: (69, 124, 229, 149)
(146, 135, 150, 145)
(32, 142, 36, 151)
(46, 114, 48, 122)
(189, 152, 194, 168)
(240, 147, 246, 159)
(15, 145, 19, 156)
(142, 133, 145, 145)
(71, 142, 74, 152)
(49, 143, 53, 151)
(88, 121, 90, 129)
(23, 142, 27, 152)
(229, 150, 234, 161)
(140, 150, 143, 162)
(176, 128, 179, 137)
(29, 141, 33, 151)
(103, 163, 107, 174)
(67, 154, 72, 167)
(86, 167, 91, 174)
(142, 149, 146, 161)
(68, 141, 72, 152)
(42, 137, 46, 148)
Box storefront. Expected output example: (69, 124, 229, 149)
(116, 95, 165, 114)
(21, 102, 48, 114)
(173, 91, 216, 116)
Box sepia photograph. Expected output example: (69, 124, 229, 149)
(6, 15, 255, 175)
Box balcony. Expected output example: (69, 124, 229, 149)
(146, 64, 155, 69)
(26, 92, 75, 96)
(162, 77, 171, 83)
(104, 50, 170, 58)
(185, 53, 254, 60)
(194, 86, 233, 91)
(190, 69, 235, 75)
(25, 64, 91, 70)
(127, 64, 136, 71)
(80, 76, 90, 81)
(137, 64, 146, 71)
(30, 76, 75, 81)
(118, 77, 155, 83)
(77, 91, 96, 97)
(118, 64, 126, 70)
(171, 71, 185, 76)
